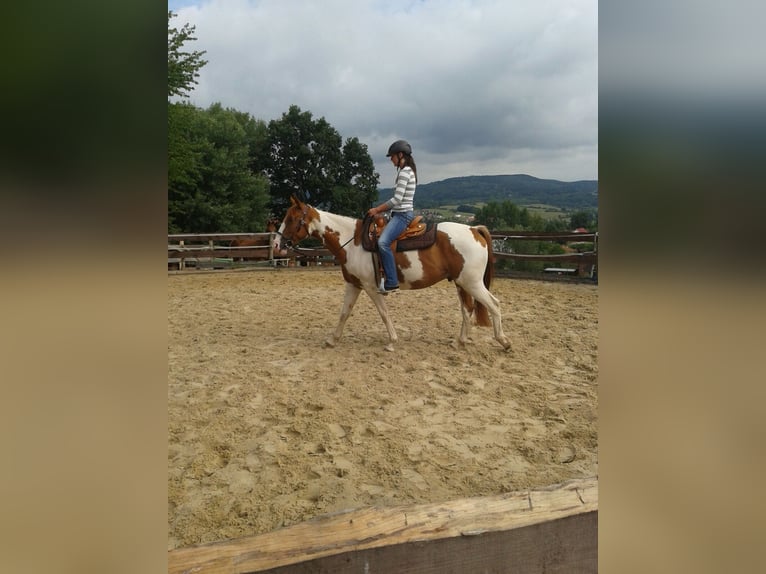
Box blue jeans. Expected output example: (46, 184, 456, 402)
(378, 211, 413, 289)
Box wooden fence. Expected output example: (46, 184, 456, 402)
(168, 476, 597, 574)
(169, 230, 598, 279)
(167, 233, 333, 270)
(490, 230, 598, 278)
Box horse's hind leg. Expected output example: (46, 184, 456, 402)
(464, 281, 511, 351)
(454, 285, 474, 347)
(325, 283, 362, 348)
(474, 284, 511, 351)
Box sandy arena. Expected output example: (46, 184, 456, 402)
(168, 267, 598, 550)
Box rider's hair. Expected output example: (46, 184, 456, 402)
(402, 154, 417, 181)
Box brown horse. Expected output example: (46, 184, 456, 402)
(276, 196, 510, 352)
(229, 218, 287, 261)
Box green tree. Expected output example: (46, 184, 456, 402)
(500, 201, 520, 228)
(168, 11, 207, 99)
(570, 210, 594, 230)
(198, 104, 270, 231)
(333, 137, 379, 214)
(474, 201, 502, 229)
(519, 207, 530, 228)
(475, 200, 523, 230)
(168, 102, 206, 233)
(168, 103, 270, 232)
(527, 213, 546, 231)
(543, 218, 568, 233)
(266, 105, 378, 217)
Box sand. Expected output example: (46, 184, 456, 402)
(168, 268, 598, 550)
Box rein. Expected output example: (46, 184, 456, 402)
(339, 235, 354, 249)
(272, 228, 313, 256)
(274, 204, 355, 254)
(272, 205, 310, 253)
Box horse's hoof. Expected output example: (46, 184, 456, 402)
(323, 338, 336, 348)
(384, 343, 395, 352)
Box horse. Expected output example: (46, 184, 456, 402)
(275, 196, 511, 352)
(229, 217, 287, 261)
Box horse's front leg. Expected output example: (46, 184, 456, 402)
(365, 288, 399, 352)
(325, 282, 362, 348)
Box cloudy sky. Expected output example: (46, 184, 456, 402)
(169, 0, 597, 185)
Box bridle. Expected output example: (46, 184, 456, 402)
(273, 205, 311, 251)
(274, 203, 354, 252)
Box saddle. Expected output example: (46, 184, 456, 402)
(362, 214, 437, 252)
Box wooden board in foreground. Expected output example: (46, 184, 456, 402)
(168, 476, 597, 574)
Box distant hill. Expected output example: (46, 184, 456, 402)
(379, 174, 598, 211)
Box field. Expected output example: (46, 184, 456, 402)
(421, 202, 569, 223)
(168, 268, 598, 549)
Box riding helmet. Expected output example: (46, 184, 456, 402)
(386, 139, 412, 157)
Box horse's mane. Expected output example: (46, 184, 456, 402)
(312, 207, 361, 226)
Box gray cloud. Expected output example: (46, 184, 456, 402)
(173, 0, 597, 184)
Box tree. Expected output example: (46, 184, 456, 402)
(168, 11, 207, 99)
(570, 210, 594, 230)
(519, 207, 530, 228)
(474, 201, 502, 229)
(474, 200, 522, 230)
(543, 217, 568, 233)
(333, 137, 379, 214)
(500, 201, 520, 228)
(266, 105, 379, 217)
(168, 102, 206, 233)
(527, 213, 546, 231)
(168, 103, 270, 233)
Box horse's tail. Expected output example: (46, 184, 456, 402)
(472, 225, 494, 327)
(477, 225, 494, 291)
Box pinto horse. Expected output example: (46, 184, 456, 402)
(276, 196, 511, 352)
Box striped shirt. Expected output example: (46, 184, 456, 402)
(385, 166, 416, 212)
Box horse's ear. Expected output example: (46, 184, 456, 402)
(290, 195, 300, 207)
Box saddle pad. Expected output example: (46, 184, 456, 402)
(396, 222, 438, 251)
(362, 215, 438, 252)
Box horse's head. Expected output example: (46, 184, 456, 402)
(275, 195, 316, 251)
(265, 217, 280, 233)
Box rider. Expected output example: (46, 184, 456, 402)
(367, 140, 418, 293)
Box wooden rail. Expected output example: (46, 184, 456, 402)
(168, 477, 597, 574)
(491, 230, 597, 241)
(169, 233, 278, 242)
(168, 229, 598, 278)
(168, 233, 272, 270)
(167, 233, 333, 270)
(490, 231, 598, 278)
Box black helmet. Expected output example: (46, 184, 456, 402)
(386, 139, 412, 157)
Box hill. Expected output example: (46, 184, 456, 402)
(378, 174, 598, 211)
